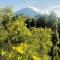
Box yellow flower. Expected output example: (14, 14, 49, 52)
(12, 43, 28, 54)
(12, 46, 16, 50)
(18, 56, 22, 60)
(27, 32, 32, 36)
(16, 46, 24, 54)
(1, 50, 6, 56)
(33, 55, 41, 60)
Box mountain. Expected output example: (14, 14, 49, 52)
(14, 6, 40, 17)
(14, 6, 60, 17)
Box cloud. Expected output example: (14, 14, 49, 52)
(46, 5, 60, 17)
(27, 6, 40, 13)
(50, 5, 60, 9)
(27, 5, 60, 17)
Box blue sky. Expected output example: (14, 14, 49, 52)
(0, 0, 60, 12)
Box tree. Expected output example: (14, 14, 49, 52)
(36, 14, 48, 28)
(47, 11, 57, 29)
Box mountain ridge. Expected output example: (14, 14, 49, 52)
(14, 6, 60, 17)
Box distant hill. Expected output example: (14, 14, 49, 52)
(14, 7, 41, 17)
(14, 6, 60, 17)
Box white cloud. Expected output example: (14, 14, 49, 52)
(27, 6, 40, 13)
(26, 5, 60, 17)
(47, 5, 60, 10)
(46, 5, 60, 17)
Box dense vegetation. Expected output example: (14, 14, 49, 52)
(0, 7, 60, 60)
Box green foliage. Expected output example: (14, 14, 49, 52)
(0, 7, 60, 60)
(30, 28, 52, 58)
(6, 16, 31, 43)
(0, 29, 8, 42)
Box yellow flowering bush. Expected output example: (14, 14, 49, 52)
(27, 32, 32, 36)
(12, 43, 28, 54)
(0, 7, 56, 60)
(33, 55, 41, 60)
(1, 49, 6, 56)
(16, 46, 24, 54)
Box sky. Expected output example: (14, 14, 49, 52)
(0, 0, 60, 12)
